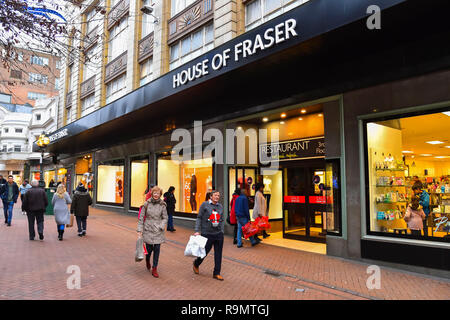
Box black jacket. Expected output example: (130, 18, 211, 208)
(163, 191, 176, 212)
(1, 182, 20, 203)
(71, 190, 93, 217)
(22, 186, 48, 213)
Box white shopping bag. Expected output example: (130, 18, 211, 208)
(184, 235, 208, 258)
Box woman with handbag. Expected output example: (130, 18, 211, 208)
(137, 186, 168, 278)
(52, 184, 72, 241)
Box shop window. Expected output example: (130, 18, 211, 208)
(76, 154, 94, 197)
(169, 23, 214, 71)
(157, 154, 213, 214)
(324, 159, 341, 235)
(365, 110, 450, 242)
(44, 170, 56, 188)
(245, 0, 308, 31)
(130, 156, 149, 209)
(97, 159, 125, 206)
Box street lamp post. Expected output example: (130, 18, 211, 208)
(36, 132, 50, 188)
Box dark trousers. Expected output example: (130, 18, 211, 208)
(167, 211, 174, 230)
(145, 243, 161, 267)
(411, 229, 421, 236)
(194, 234, 224, 276)
(423, 217, 429, 236)
(76, 216, 87, 233)
(233, 224, 237, 242)
(27, 211, 44, 239)
(190, 192, 197, 211)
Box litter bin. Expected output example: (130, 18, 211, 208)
(45, 188, 56, 215)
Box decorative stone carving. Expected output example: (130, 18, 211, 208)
(83, 26, 99, 51)
(138, 32, 154, 63)
(107, 0, 130, 30)
(80, 76, 96, 99)
(168, 0, 214, 44)
(104, 51, 127, 83)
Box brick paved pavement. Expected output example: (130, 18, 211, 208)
(0, 204, 449, 300)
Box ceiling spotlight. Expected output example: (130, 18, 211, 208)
(262, 117, 269, 122)
(402, 151, 414, 154)
(300, 109, 306, 114)
(435, 156, 450, 159)
(445, 146, 450, 148)
(420, 154, 432, 156)
(237, 126, 243, 130)
(442, 111, 450, 116)
(298, 117, 303, 121)
(280, 121, 285, 124)
(281, 113, 287, 118)
(426, 141, 444, 145)
(318, 113, 323, 117)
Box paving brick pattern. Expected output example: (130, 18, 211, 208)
(0, 205, 449, 300)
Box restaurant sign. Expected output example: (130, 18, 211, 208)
(259, 136, 325, 162)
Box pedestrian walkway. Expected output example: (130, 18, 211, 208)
(0, 205, 449, 300)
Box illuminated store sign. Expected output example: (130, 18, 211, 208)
(172, 18, 298, 89)
(260, 136, 325, 161)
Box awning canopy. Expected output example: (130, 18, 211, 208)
(41, 0, 450, 157)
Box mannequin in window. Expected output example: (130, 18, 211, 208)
(190, 174, 197, 212)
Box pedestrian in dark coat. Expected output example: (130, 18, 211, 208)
(70, 183, 93, 237)
(22, 180, 48, 240)
(1, 175, 20, 226)
(163, 186, 176, 232)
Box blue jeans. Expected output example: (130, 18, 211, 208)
(237, 216, 256, 246)
(167, 213, 174, 230)
(3, 201, 14, 224)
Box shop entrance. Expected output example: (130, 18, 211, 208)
(282, 159, 326, 243)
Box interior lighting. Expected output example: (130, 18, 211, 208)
(262, 117, 269, 122)
(426, 141, 444, 145)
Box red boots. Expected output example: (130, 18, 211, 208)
(151, 267, 159, 278)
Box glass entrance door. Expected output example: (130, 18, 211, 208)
(283, 161, 326, 242)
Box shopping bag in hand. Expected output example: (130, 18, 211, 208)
(135, 237, 145, 262)
(66, 214, 74, 228)
(255, 216, 271, 230)
(184, 235, 208, 258)
(242, 221, 259, 239)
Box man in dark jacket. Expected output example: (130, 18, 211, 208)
(1, 175, 20, 226)
(22, 180, 48, 240)
(163, 186, 176, 232)
(234, 189, 258, 248)
(193, 190, 225, 281)
(71, 183, 93, 237)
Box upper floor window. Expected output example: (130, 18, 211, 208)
(86, 9, 101, 34)
(55, 60, 61, 69)
(4, 128, 8, 133)
(55, 78, 60, 90)
(140, 58, 153, 86)
(15, 128, 23, 133)
(108, 16, 128, 62)
(81, 94, 96, 112)
(106, 73, 126, 104)
(28, 92, 47, 100)
(169, 23, 214, 70)
(30, 55, 49, 66)
(141, 0, 155, 38)
(245, 0, 307, 30)
(14, 145, 21, 152)
(83, 46, 98, 81)
(10, 70, 21, 79)
(36, 114, 41, 121)
(171, 0, 195, 17)
(29, 72, 48, 84)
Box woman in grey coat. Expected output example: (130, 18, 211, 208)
(137, 186, 168, 278)
(52, 184, 72, 241)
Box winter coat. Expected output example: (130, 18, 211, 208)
(234, 195, 250, 220)
(22, 186, 48, 213)
(70, 190, 92, 217)
(404, 206, 426, 231)
(52, 192, 72, 225)
(229, 194, 239, 225)
(163, 191, 176, 214)
(137, 198, 168, 245)
(0, 182, 19, 203)
(252, 190, 267, 219)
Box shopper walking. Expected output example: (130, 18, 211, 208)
(235, 189, 258, 248)
(253, 183, 270, 240)
(19, 180, 32, 215)
(228, 188, 240, 244)
(137, 186, 168, 278)
(192, 190, 225, 281)
(1, 175, 19, 226)
(163, 186, 176, 232)
(404, 198, 426, 236)
(22, 180, 48, 240)
(71, 183, 93, 237)
(52, 184, 72, 241)
(412, 181, 430, 236)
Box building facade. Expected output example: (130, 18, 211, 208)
(46, 0, 450, 274)
(0, 47, 61, 107)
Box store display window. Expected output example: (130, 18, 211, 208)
(157, 154, 213, 214)
(365, 110, 450, 242)
(75, 154, 93, 197)
(324, 159, 341, 235)
(130, 156, 149, 209)
(97, 159, 125, 206)
(44, 170, 56, 188)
